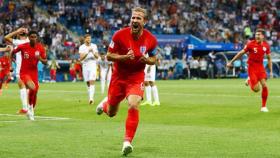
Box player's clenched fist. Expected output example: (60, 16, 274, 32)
(139, 56, 148, 63)
(127, 49, 135, 60)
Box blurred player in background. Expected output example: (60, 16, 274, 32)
(97, 52, 112, 94)
(227, 28, 272, 112)
(12, 30, 47, 120)
(69, 59, 77, 82)
(0, 46, 12, 95)
(96, 7, 157, 156)
(79, 34, 99, 105)
(48, 58, 60, 83)
(141, 48, 160, 106)
(4, 27, 30, 114)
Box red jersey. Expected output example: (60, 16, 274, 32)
(13, 43, 46, 76)
(244, 40, 270, 65)
(0, 55, 10, 74)
(108, 27, 157, 81)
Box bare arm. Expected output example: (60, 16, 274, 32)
(38, 56, 48, 65)
(226, 49, 246, 68)
(267, 54, 273, 78)
(0, 46, 11, 52)
(79, 52, 89, 61)
(4, 28, 26, 43)
(56, 62, 61, 69)
(93, 51, 99, 59)
(106, 49, 134, 62)
(139, 56, 157, 65)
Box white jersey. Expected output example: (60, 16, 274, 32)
(144, 64, 156, 81)
(97, 58, 112, 70)
(79, 43, 98, 82)
(12, 38, 29, 78)
(79, 43, 98, 66)
(98, 58, 112, 81)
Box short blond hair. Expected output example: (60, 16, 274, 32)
(132, 7, 148, 19)
(84, 34, 91, 38)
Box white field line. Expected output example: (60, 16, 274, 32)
(4, 89, 280, 98)
(0, 113, 71, 121)
(40, 90, 280, 98)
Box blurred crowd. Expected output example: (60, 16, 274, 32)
(40, 0, 279, 49)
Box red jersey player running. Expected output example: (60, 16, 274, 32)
(0, 46, 12, 95)
(12, 31, 48, 120)
(227, 28, 273, 112)
(96, 7, 157, 156)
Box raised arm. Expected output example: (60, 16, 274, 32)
(4, 28, 27, 43)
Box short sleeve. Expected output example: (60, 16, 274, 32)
(40, 45, 47, 59)
(94, 44, 98, 53)
(108, 33, 120, 54)
(243, 44, 249, 52)
(78, 45, 84, 54)
(12, 44, 22, 55)
(147, 37, 158, 57)
(265, 45, 270, 55)
(12, 39, 19, 46)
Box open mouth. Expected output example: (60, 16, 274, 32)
(132, 23, 140, 30)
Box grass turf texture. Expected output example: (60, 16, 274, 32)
(0, 79, 280, 158)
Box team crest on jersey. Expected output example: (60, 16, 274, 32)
(263, 47, 267, 52)
(140, 46, 146, 54)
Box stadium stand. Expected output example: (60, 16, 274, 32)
(0, 0, 279, 80)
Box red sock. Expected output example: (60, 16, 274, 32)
(28, 89, 38, 108)
(102, 101, 108, 114)
(262, 87, 268, 107)
(125, 108, 139, 142)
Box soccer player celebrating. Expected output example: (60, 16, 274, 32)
(141, 57, 160, 106)
(12, 30, 47, 120)
(227, 28, 272, 112)
(4, 27, 30, 114)
(79, 34, 99, 105)
(97, 53, 112, 94)
(48, 58, 60, 83)
(96, 7, 157, 156)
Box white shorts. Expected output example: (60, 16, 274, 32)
(15, 53, 22, 78)
(100, 68, 112, 82)
(144, 65, 156, 82)
(82, 63, 97, 82)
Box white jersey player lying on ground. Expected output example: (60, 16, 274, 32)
(97, 53, 112, 94)
(141, 57, 160, 106)
(79, 34, 99, 105)
(4, 27, 30, 114)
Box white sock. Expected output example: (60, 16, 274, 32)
(87, 86, 91, 101)
(101, 80, 105, 94)
(145, 86, 152, 102)
(20, 88, 28, 110)
(152, 86, 159, 102)
(88, 85, 95, 101)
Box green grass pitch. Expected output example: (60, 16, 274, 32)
(1, 79, 280, 158)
